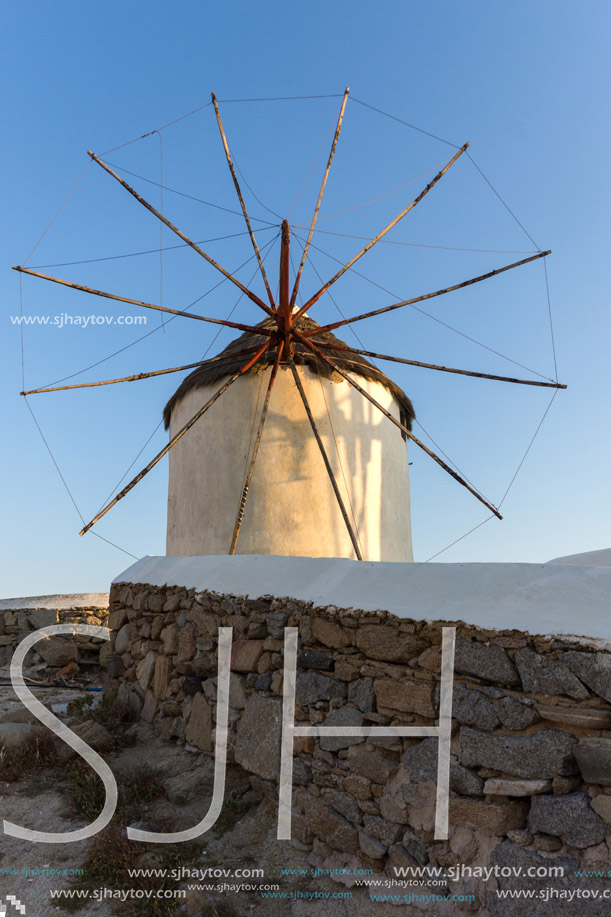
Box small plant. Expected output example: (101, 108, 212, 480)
(90, 687, 133, 729)
(0, 733, 58, 781)
(58, 822, 201, 915)
(70, 694, 94, 717)
(63, 762, 165, 822)
(212, 797, 255, 837)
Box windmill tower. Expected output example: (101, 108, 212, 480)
(164, 223, 416, 562)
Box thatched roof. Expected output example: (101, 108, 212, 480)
(163, 316, 415, 430)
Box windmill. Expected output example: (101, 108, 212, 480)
(14, 89, 566, 562)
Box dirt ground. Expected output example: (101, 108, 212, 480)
(0, 686, 383, 917)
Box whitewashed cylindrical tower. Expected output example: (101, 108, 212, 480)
(164, 315, 415, 562)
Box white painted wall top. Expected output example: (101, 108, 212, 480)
(112, 554, 611, 642)
(548, 547, 611, 567)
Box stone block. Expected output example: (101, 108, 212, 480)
(312, 617, 350, 649)
(460, 727, 577, 779)
(483, 778, 551, 796)
(230, 639, 265, 672)
(355, 625, 427, 663)
(450, 797, 528, 835)
(234, 694, 282, 780)
(374, 679, 436, 717)
(515, 647, 589, 699)
(153, 655, 171, 700)
(296, 672, 347, 706)
(563, 651, 611, 703)
(136, 651, 157, 692)
(574, 738, 611, 786)
(36, 635, 79, 667)
(185, 692, 212, 752)
(349, 678, 375, 712)
(528, 792, 608, 848)
(454, 636, 520, 686)
(320, 706, 364, 751)
(452, 682, 500, 730)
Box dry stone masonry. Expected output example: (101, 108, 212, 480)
(104, 581, 611, 909)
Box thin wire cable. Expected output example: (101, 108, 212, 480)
(101, 102, 213, 155)
(295, 230, 554, 382)
(29, 228, 274, 269)
(34, 234, 279, 390)
(424, 388, 559, 561)
(218, 94, 344, 102)
(424, 516, 495, 562)
(305, 227, 537, 255)
(497, 389, 559, 508)
(23, 397, 138, 559)
(466, 153, 539, 250)
(350, 97, 460, 149)
(22, 163, 91, 266)
(231, 147, 284, 221)
(101, 159, 278, 225)
(543, 258, 559, 379)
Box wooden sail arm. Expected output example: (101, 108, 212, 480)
(12, 267, 274, 337)
(87, 150, 275, 318)
(314, 341, 566, 390)
(289, 87, 350, 308)
(79, 341, 271, 536)
(292, 329, 503, 520)
(289, 358, 364, 559)
(211, 93, 276, 310)
(20, 346, 264, 396)
(292, 142, 470, 321)
(302, 250, 551, 338)
(229, 342, 284, 554)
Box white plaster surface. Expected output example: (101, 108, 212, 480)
(166, 365, 412, 562)
(112, 554, 611, 640)
(0, 593, 109, 611)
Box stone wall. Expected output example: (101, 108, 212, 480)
(105, 580, 611, 908)
(0, 602, 109, 670)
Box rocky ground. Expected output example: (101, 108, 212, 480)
(0, 684, 381, 917)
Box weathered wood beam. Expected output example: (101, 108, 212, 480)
(87, 150, 275, 317)
(289, 87, 350, 308)
(303, 250, 551, 337)
(12, 267, 273, 337)
(20, 346, 263, 395)
(315, 341, 566, 389)
(211, 93, 276, 309)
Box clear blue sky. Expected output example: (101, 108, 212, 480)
(2, 1, 610, 596)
